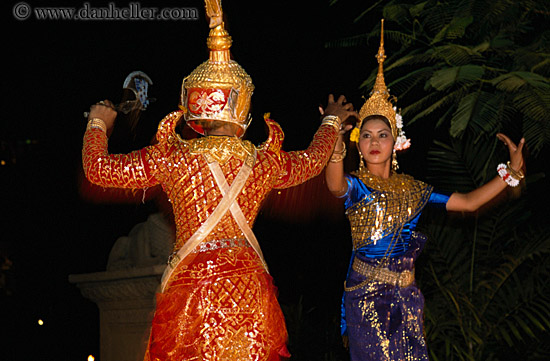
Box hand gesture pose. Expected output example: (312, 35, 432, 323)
(446, 134, 525, 212)
(87, 100, 118, 135)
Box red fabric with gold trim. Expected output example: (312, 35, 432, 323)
(144, 247, 290, 361)
(82, 111, 339, 360)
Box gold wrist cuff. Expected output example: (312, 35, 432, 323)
(87, 118, 107, 133)
(321, 115, 341, 131)
(330, 142, 346, 162)
(330, 155, 345, 163)
(506, 161, 524, 179)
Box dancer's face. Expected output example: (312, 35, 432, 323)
(358, 117, 394, 166)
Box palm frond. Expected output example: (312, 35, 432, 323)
(450, 89, 491, 138)
(353, 0, 385, 23)
(324, 33, 371, 49)
(431, 44, 483, 66)
(469, 94, 511, 141)
(421, 1, 456, 35)
(513, 86, 550, 124)
(427, 65, 485, 91)
(523, 115, 550, 155)
(491, 71, 550, 92)
(431, 15, 474, 45)
(387, 67, 434, 100)
(407, 86, 468, 125)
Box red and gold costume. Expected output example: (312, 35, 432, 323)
(83, 111, 338, 360)
(82, 2, 341, 358)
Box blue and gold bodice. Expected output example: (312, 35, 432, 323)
(341, 171, 449, 258)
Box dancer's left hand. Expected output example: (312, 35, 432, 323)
(496, 133, 525, 173)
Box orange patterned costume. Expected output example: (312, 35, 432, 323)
(82, 110, 338, 360)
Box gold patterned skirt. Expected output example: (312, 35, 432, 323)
(343, 232, 428, 361)
(143, 243, 290, 361)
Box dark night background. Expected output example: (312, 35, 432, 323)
(6, 0, 539, 360)
(1, 1, 383, 360)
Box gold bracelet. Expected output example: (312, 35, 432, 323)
(321, 115, 341, 131)
(332, 142, 346, 154)
(87, 118, 107, 133)
(330, 142, 346, 162)
(330, 154, 345, 163)
(506, 161, 524, 179)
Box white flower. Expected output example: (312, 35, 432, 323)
(395, 113, 403, 129)
(394, 133, 411, 151)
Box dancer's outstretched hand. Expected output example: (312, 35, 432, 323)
(496, 133, 525, 174)
(320, 94, 358, 134)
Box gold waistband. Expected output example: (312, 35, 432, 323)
(345, 257, 415, 291)
(168, 238, 250, 269)
(193, 238, 250, 253)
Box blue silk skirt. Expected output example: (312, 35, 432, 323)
(343, 232, 429, 361)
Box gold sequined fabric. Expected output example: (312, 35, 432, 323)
(82, 110, 338, 360)
(346, 170, 433, 251)
(344, 235, 429, 361)
(145, 246, 288, 361)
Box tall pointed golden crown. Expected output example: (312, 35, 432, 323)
(357, 19, 398, 140)
(180, 0, 254, 137)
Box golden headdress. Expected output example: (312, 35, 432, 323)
(180, 0, 254, 137)
(351, 19, 410, 151)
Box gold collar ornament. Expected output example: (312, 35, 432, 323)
(350, 19, 410, 152)
(179, 0, 254, 138)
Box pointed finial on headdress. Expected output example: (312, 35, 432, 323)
(205, 0, 222, 28)
(354, 19, 410, 151)
(372, 19, 389, 97)
(205, 0, 232, 62)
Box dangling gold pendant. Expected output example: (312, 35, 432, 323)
(392, 149, 399, 171)
(358, 147, 366, 172)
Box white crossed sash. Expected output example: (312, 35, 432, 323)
(160, 149, 268, 292)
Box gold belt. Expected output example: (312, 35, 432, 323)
(345, 257, 415, 291)
(168, 238, 250, 269)
(192, 238, 250, 253)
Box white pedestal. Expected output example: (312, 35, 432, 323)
(69, 265, 166, 361)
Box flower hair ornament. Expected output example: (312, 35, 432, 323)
(350, 19, 411, 170)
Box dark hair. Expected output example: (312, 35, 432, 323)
(361, 115, 391, 130)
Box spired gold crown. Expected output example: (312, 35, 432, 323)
(180, 0, 254, 137)
(357, 19, 398, 140)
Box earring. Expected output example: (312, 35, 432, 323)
(392, 149, 399, 171)
(358, 147, 366, 172)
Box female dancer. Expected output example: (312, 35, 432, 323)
(324, 20, 525, 360)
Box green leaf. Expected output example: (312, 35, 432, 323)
(499, 324, 515, 346)
(491, 71, 550, 92)
(428, 65, 485, 91)
(513, 87, 550, 123)
(409, 1, 427, 18)
(431, 16, 474, 45)
(431, 44, 482, 66)
(450, 91, 490, 138)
